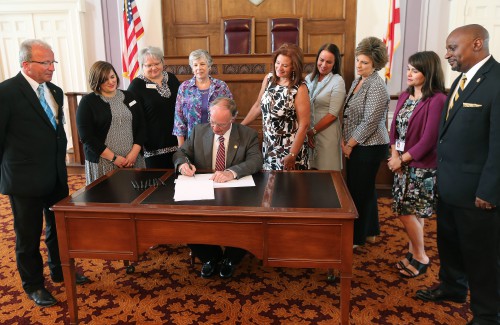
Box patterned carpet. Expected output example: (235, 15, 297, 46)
(0, 175, 472, 324)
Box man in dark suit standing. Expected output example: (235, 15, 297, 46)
(415, 25, 500, 325)
(173, 97, 263, 279)
(0, 39, 89, 308)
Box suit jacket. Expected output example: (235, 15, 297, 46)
(0, 72, 68, 196)
(390, 91, 446, 168)
(437, 56, 500, 208)
(173, 123, 263, 178)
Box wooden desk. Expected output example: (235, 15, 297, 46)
(53, 169, 357, 324)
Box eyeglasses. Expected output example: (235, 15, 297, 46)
(210, 121, 232, 128)
(143, 62, 162, 69)
(29, 60, 58, 67)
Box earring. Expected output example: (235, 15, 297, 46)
(292, 71, 295, 80)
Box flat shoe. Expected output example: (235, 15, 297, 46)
(28, 288, 58, 307)
(400, 259, 429, 278)
(219, 258, 235, 279)
(415, 287, 466, 303)
(52, 272, 91, 285)
(200, 260, 218, 278)
(396, 252, 413, 270)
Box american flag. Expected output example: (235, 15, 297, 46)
(383, 0, 400, 80)
(122, 0, 144, 80)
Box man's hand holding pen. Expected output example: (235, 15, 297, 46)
(179, 161, 196, 176)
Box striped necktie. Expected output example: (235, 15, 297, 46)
(446, 75, 467, 120)
(215, 136, 225, 171)
(37, 85, 57, 129)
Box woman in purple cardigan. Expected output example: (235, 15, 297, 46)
(387, 51, 446, 278)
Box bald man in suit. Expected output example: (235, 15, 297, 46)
(173, 97, 263, 279)
(415, 25, 500, 325)
(0, 39, 89, 308)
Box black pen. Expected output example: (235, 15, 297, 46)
(180, 148, 195, 177)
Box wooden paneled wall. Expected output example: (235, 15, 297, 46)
(161, 0, 357, 89)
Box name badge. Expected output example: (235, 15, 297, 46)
(146, 84, 156, 89)
(129, 100, 136, 106)
(395, 140, 405, 151)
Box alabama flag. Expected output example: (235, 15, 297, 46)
(384, 0, 400, 80)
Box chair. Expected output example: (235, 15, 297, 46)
(267, 16, 303, 52)
(221, 16, 255, 54)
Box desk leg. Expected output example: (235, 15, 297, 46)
(340, 274, 352, 325)
(63, 258, 78, 324)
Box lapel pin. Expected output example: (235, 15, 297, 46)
(476, 78, 481, 83)
(234, 145, 238, 149)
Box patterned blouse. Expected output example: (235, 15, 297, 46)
(342, 72, 390, 146)
(172, 76, 232, 139)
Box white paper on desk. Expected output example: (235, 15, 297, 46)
(174, 179, 214, 201)
(175, 174, 255, 188)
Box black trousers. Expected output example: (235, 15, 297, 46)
(188, 244, 247, 264)
(437, 199, 500, 324)
(9, 183, 68, 293)
(345, 144, 388, 245)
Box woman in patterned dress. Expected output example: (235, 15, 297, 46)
(342, 37, 390, 247)
(172, 49, 232, 146)
(128, 46, 180, 168)
(77, 61, 146, 184)
(241, 43, 310, 170)
(387, 51, 446, 278)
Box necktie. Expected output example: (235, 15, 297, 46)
(446, 75, 467, 120)
(37, 85, 57, 129)
(215, 136, 225, 171)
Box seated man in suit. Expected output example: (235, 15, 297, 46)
(173, 97, 263, 279)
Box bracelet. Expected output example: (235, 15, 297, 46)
(311, 128, 317, 135)
(110, 154, 117, 163)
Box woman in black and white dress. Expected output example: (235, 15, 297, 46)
(241, 43, 310, 171)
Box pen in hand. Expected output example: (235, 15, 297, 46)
(180, 148, 195, 177)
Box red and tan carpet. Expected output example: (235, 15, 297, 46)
(0, 175, 472, 324)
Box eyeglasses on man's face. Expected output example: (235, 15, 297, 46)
(29, 60, 58, 67)
(209, 121, 232, 128)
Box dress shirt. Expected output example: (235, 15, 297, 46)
(212, 124, 232, 170)
(21, 70, 58, 121)
(449, 55, 491, 100)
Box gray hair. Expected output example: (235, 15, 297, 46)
(138, 46, 164, 66)
(210, 97, 238, 118)
(188, 49, 213, 69)
(19, 39, 52, 67)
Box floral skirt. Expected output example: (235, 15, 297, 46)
(392, 166, 437, 218)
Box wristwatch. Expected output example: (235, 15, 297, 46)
(110, 154, 117, 163)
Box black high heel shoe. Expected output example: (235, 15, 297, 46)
(396, 252, 413, 270)
(400, 259, 429, 278)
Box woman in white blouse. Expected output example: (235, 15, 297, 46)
(305, 43, 346, 170)
(342, 37, 390, 247)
